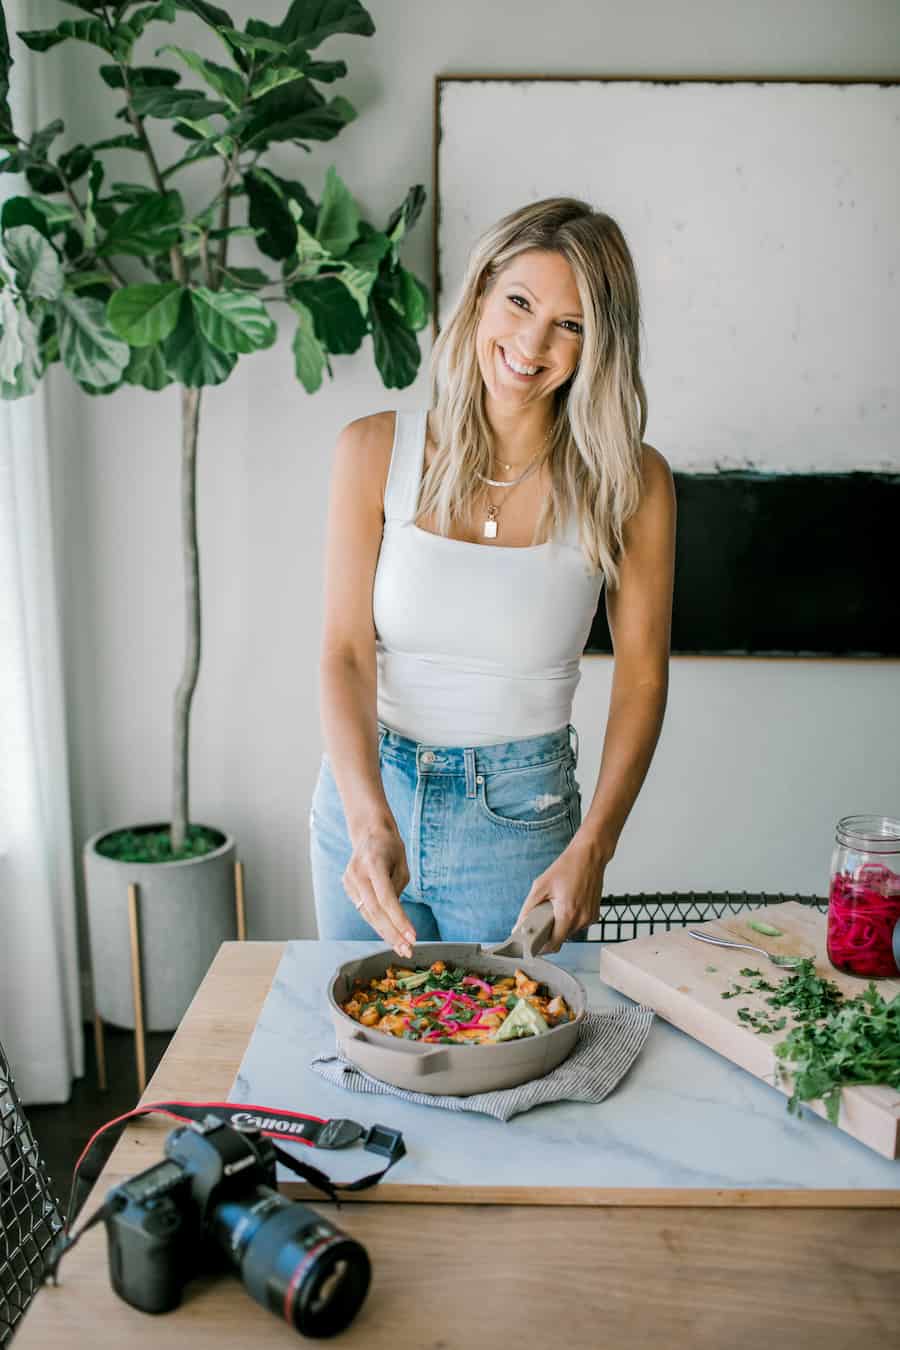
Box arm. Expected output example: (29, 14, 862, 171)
(514, 443, 676, 949)
(573, 442, 677, 868)
(317, 413, 415, 954)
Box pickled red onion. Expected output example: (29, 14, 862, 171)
(827, 868, 900, 978)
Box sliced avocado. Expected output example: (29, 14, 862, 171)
(396, 971, 431, 990)
(748, 920, 784, 938)
(492, 997, 549, 1041)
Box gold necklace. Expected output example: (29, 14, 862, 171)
(475, 436, 550, 539)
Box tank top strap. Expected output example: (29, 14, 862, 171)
(384, 407, 582, 549)
(383, 408, 427, 524)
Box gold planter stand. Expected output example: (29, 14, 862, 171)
(92, 860, 248, 1096)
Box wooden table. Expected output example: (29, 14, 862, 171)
(17, 942, 900, 1349)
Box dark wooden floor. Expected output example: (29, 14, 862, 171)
(27, 1022, 172, 1220)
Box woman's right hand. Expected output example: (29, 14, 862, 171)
(342, 821, 416, 958)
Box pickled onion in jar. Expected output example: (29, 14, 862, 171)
(826, 863, 900, 978)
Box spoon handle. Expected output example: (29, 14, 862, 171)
(688, 931, 763, 957)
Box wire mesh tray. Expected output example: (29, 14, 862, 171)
(587, 891, 827, 943)
(1, 1042, 63, 1347)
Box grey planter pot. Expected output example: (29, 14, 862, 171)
(83, 823, 237, 1032)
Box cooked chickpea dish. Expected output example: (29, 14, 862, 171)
(340, 959, 573, 1044)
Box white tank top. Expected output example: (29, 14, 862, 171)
(373, 408, 604, 745)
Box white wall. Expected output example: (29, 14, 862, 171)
(36, 0, 899, 944)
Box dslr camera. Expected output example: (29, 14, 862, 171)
(103, 1115, 371, 1338)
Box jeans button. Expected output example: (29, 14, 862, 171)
(422, 750, 435, 764)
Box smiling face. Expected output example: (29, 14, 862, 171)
(475, 248, 584, 408)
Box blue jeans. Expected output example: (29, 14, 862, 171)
(309, 720, 586, 944)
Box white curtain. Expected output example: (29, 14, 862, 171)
(0, 1, 83, 1102)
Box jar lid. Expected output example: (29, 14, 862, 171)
(835, 814, 900, 852)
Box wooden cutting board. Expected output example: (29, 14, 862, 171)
(599, 900, 900, 1160)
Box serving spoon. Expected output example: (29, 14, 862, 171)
(688, 930, 807, 969)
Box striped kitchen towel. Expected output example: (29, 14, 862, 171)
(309, 1007, 654, 1121)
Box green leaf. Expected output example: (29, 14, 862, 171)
(97, 190, 183, 257)
(172, 4, 251, 70)
(344, 228, 391, 272)
(224, 266, 272, 289)
(218, 27, 286, 56)
(56, 293, 131, 388)
(19, 19, 128, 59)
(243, 167, 316, 260)
(0, 298, 42, 399)
(65, 270, 115, 294)
(8, 195, 73, 234)
(3, 225, 64, 301)
(190, 287, 276, 354)
(315, 164, 358, 258)
(107, 283, 183, 346)
(30, 120, 66, 163)
(233, 76, 353, 150)
(277, 0, 375, 50)
(0, 288, 23, 380)
(0, 5, 14, 151)
(156, 45, 245, 109)
(128, 86, 228, 120)
(98, 64, 181, 90)
(384, 184, 426, 261)
(128, 2, 178, 41)
(160, 291, 237, 386)
(89, 134, 146, 154)
(243, 93, 356, 149)
(290, 298, 324, 392)
(123, 341, 173, 390)
(57, 143, 94, 185)
(289, 276, 366, 355)
(174, 0, 236, 29)
(84, 161, 104, 252)
(2, 197, 55, 238)
(369, 288, 421, 390)
(248, 66, 309, 101)
(389, 266, 430, 331)
(306, 59, 348, 83)
(335, 259, 376, 317)
(288, 198, 331, 272)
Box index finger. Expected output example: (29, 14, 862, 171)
(367, 859, 416, 946)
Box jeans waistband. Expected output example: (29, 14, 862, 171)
(377, 720, 579, 774)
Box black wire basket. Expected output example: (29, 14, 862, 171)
(587, 890, 827, 942)
(0, 1040, 63, 1347)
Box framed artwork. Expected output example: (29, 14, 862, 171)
(434, 76, 900, 655)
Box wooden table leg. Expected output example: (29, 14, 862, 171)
(127, 883, 147, 1096)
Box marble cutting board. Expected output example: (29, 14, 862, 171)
(227, 937, 900, 1205)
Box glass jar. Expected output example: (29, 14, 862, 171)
(826, 815, 900, 978)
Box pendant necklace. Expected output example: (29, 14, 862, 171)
(475, 436, 550, 539)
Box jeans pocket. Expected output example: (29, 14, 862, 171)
(476, 756, 575, 830)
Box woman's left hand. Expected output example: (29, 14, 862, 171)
(513, 836, 607, 953)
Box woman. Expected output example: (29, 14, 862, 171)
(310, 196, 676, 958)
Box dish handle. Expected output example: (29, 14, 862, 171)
(340, 1027, 451, 1077)
(486, 900, 556, 961)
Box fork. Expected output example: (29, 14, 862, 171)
(688, 930, 807, 969)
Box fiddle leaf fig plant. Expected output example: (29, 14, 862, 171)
(0, 0, 429, 856)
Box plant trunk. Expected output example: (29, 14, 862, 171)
(171, 385, 203, 853)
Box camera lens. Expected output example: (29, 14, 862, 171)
(211, 1188, 371, 1338)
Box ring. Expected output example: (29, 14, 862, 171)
(351, 894, 366, 911)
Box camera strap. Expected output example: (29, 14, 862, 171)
(144, 1100, 407, 1203)
(65, 1099, 405, 1235)
(48, 1099, 407, 1285)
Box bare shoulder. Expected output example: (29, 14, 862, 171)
(332, 409, 397, 511)
(639, 442, 675, 496)
(621, 441, 676, 547)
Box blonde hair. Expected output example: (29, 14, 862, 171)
(422, 196, 648, 587)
